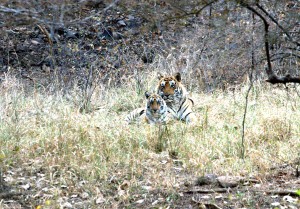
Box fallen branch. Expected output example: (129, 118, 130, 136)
(184, 188, 230, 194)
(265, 73, 300, 84)
(184, 187, 300, 197)
(252, 189, 300, 197)
(0, 192, 24, 199)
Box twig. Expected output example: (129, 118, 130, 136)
(0, 5, 56, 26)
(256, 3, 299, 47)
(21, 74, 34, 81)
(0, 168, 3, 192)
(69, 0, 121, 24)
(36, 24, 53, 45)
(162, 0, 216, 23)
(240, 12, 255, 159)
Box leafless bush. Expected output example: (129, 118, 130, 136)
(0, 0, 299, 93)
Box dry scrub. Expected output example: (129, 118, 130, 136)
(0, 74, 299, 208)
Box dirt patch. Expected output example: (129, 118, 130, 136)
(1, 161, 299, 208)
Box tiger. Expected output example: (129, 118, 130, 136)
(125, 91, 172, 124)
(156, 72, 196, 124)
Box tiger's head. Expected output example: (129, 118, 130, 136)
(145, 91, 167, 116)
(156, 72, 188, 104)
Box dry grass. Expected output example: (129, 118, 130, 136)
(0, 74, 299, 207)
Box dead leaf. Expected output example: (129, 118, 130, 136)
(31, 40, 40, 45)
(62, 202, 73, 208)
(135, 199, 144, 204)
(201, 195, 211, 199)
(96, 193, 105, 204)
(118, 189, 126, 196)
(21, 183, 31, 190)
(96, 197, 105, 204)
(271, 202, 281, 207)
(119, 180, 130, 191)
(215, 195, 223, 199)
(80, 192, 89, 199)
(283, 195, 297, 203)
(152, 200, 159, 205)
(198, 202, 222, 209)
(141, 185, 152, 191)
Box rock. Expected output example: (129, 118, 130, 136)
(82, 0, 106, 9)
(217, 176, 242, 188)
(127, 15, 140, 29)
(80, 192, 89, 199)
(117, 20, 126, 27)
(100, 27, 113, 40)
(65, 30, 78, 39)
(113, 32, 124, 40)
(195, 174, 218, 186)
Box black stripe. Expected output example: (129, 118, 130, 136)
(183, 112, 192, 120)
(177, 97, 187, 113)
(188, 98, 194, 106)
(169, 107, 176, 114)
(139, 109, 145, 116)
(181, 105, 188, 115)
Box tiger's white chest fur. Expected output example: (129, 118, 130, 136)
(165, 94, 193, 122)
(145, 108, 169, 124)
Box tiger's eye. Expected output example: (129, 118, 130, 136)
(169, 81, 176, 88)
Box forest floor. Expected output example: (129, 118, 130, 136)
(1, 157, 299, 208)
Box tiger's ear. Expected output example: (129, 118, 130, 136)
(157, 72, 164, 80)
(174, 72, 181, 82)
(145, 91, 151, 99)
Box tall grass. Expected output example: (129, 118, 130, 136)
(0, 74, 299, 207)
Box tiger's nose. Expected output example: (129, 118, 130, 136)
(163, 95, 170, 99)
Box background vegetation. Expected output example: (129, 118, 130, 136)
(0, 0, 299, 208)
